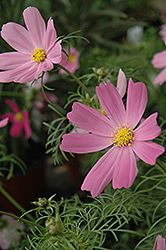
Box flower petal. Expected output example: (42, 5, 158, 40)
(67, 102, 114, 136)
(23, 6, 46, 48)
(0, 117, 8, 128)
(153, 235, 166, 250)
(131, 141, 165, 165)
(10, 122, 23, 138)
(36, 58, 54, 75)
(1, 22, 34, 53)
(96, 82, 125, 127)
(5, 99, 20, 113)
(116, 68, 127, 98)
(47, 40, 62, 64)
(112, 147, 137, 189)
(60, 133, 111, 154)
(134, 113, 161, 141)
(44, 18, 57, 52)
(0, 52, 30, 70)
(81, 147, 120, 197)
(125, 78, 147, 128)
(151, 50, 166, 68)
(153, 67, 166, 85)
(1, 113, 15, 122)
(0, 61, 39, 83)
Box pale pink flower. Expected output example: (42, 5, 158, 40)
(0, 6, 62, 83)
(153, 235, 166, 250)
(59, 47, 80, 75)
(0, 214, 24, 249)
(0, 117, 8, 128)
(159, 24, 166, 45)
(60, 79, 165, 197)
(2, 99, 31, 139)
(151, 48, 166, 85)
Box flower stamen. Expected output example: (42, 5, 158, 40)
(31, 48, 46, 63)
(15, 112, 23, 122)
(110, 123, 134, 147)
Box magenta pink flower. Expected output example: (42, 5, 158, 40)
(59, 47, 80, 74)
(0, 6, 62, 83)
(0, 214, 24, 249)
(2, 99, 31, 139)
(60, 79, 165, 197)
(153, 235, 166, 250)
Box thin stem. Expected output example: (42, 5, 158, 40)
(0, 184, 34, 221)
(0, 210, 45, 230)
(41, 78, 65, 117)
(56, 64, 92, 98)
(156, 159, 166, 173)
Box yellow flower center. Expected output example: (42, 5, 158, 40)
(31, 48, 46, 63)
(99, 107, 107, 116)
(15, 112, 23, 122)
(110, 123, 134, 147)
(68, 54, 75, 63)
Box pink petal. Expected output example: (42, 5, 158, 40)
(1, 113, 15, 122)
(116, 68, 127, 98)
(67, 102, 114, 136)
(153, 235, 166, 250)
(60, 133, 111, 153)
(96, 82, 125, 128)
(5, 99, 20, 113)
(1, 22, 34, 53)
(36, 58, 53, 75)
(0, 52, 30, 70)
(10, 122, 23, 138)
(22, 110, 29, 120)
(81, 147, 121, 197)
(131, 141, 165, 165)
(151, 50, 166, 68)
(125, 78, 147, 128)
(112, 146, 137, 189)
(0, 117, 8, 128)
(47, 40, 62, 64)
(134, 113, 161, 141)
(153, 67, 166, 85)
(23, 6, 46, 48)
(0, 61, 38, 83)
(44, 18, 57, 52)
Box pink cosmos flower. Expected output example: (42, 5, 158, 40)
(59, 47, 80, 75)
(152, 235, 166, 250)
(0, 6, 62, 83)
(0, 214, 24, 250)
(2, 99, 31, 139)
(0, 117, 8, 128)
(159, 24, 166, 45)
(60, 79, 165, 197)
(151, 25, 166, 85)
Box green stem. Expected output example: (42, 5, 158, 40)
(0, 210, 45, 230)
(0, 184, 34, 221)
(41, 77, 65, 117)
(56, 64, 92, 98)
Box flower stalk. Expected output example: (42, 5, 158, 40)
(57, 63, 92, 98)
(0, 183, 34, 221)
